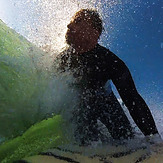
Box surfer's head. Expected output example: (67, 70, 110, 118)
(73, 9, 103, 35)
(65, 9, 103, 53)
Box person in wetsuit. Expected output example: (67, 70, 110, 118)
(56, 9, 159, 145)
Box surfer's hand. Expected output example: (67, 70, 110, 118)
(145, 133, 163, 145)
(145, 134, 163, 154)
(144, 134, 163, 154)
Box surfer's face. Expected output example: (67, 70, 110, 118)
(66, 12, 100, 53)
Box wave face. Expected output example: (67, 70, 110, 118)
(0, 19, 48, 139)
(0, 20, 81, 141)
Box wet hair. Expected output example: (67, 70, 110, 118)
(75, 9, 103, 35)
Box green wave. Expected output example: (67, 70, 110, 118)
(0, 115, 71, 163)
(0, 19, 51, 138)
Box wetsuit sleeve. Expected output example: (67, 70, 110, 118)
(110, 57, 159, 136)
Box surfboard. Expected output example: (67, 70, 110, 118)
(0, 114, 162, 163)
(18, 142, 163, 163)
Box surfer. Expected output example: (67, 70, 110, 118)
(56, 9, 160, 145)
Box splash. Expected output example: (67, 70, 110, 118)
(5, 0, 132, 54)
(1, 0, 141, 54)
(0, 0, 105, 140)
(11, 0, 103, 54)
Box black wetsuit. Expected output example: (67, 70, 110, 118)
(56, 44, 158, 144)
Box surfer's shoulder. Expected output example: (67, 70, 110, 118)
(96, 44, 122, 63)
(56, 46, 73, 62)
(96, 44, 116, 58)
(97, 44, 128, 76)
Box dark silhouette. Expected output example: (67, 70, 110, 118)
(56, 9, 159, 145)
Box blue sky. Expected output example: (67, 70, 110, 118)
(0, 0, 162, 109)
(100, 0, 163, 108)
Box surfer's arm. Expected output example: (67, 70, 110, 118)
(111, 61, 159, 137)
